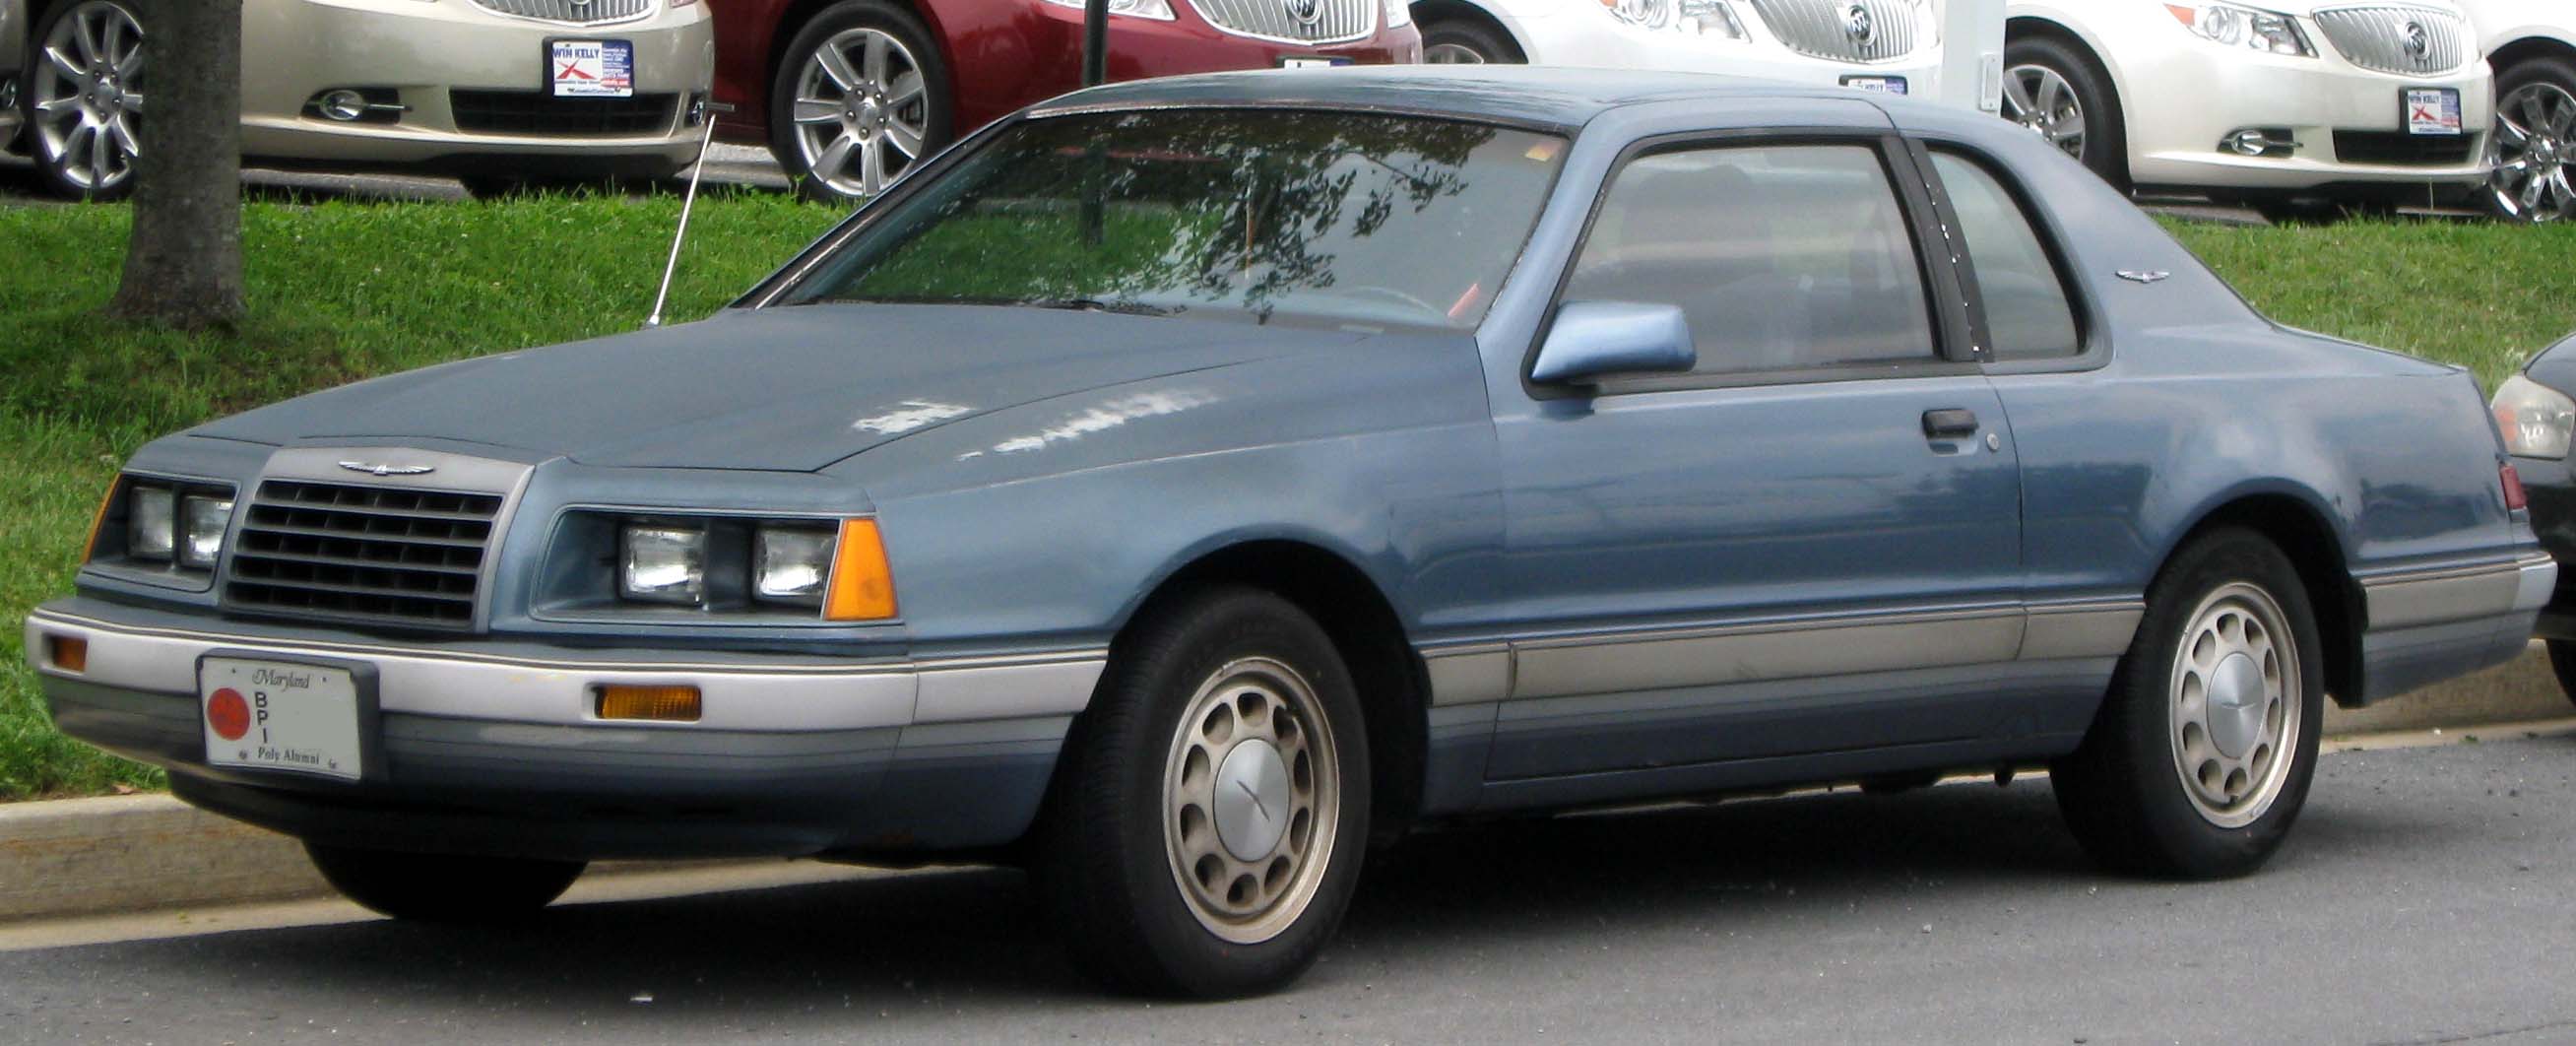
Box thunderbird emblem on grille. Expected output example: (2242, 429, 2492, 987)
(1842, 3, 1875, 45)
(338, 460, 438, 477)
(2402, 21, 2430, 63)
(1285, 0, 1321, 28)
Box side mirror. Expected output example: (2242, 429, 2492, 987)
(1530, 301, 1696, 385)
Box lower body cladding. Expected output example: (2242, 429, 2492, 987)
(2357, 552, 2557, 700)
(27, 599, 1098, 862)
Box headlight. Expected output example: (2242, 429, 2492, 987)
(2164, 3, 2315, 57)
(621, 524, 708, 606)
(179, 495, 233, 570)
(2494, 374, 2576, 459)
(1601, 0, 1748, 39)
(127, 486, 176, 561)
(1039, 0, 1176, 21)
(1385, 0, 1411, 29)
(753, 524, 836, 607)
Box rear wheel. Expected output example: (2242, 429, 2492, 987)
(2485, 56, 2576, 224)
(1040, 586, 1370, 998)
(2002, 34, 2127, 190)
(767, 0, 952, 204)
(2052, 528, 2324, 879)
(1419, 18, 1520, 64)
(305, 843, 585, 922)
(26, 0, 145, 200)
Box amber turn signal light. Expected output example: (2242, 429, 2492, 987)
(823, 518, 898, 621)
(46, 635, 88, 674)
(596, 685, 701, 723)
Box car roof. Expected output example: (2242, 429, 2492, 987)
(1024, 65, 1872, 132)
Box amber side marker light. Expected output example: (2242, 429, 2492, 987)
(596, 685, 701, 723)
(82, 480, 116, 561)
(47, 636, 89, 674)
(824, 518, 899, 621)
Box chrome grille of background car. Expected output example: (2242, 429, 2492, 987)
(1186, 0, 1377, 45)
(224, 481, 503, 630)
(467, 0, 652, 27)
(1748, 0, 1921, 63)
(2312, 6, 2471, 76)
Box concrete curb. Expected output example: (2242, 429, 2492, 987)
(5, 642, 2571, 926)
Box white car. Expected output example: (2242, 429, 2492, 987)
(1406, 0, 2007, 113)
(1, 0, 715, 200)
(2004, 0, 2491, 219)
(2458, 0, 2576, 221)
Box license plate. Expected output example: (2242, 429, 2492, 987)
(2406, 88, 2462, 135)
(201, 657, 363, 782)
(1278, 56, 1351, 69)
(1841, 75, 1908, 96)
(551, 38, 635, 98)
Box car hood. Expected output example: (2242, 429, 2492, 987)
(192, 304, 1362, 471)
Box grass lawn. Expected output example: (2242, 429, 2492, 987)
(1, 197, 2571, 800)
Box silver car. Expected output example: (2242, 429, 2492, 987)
(3, 0, 714, 199)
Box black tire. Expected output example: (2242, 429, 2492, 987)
(2484, 55, 2576, 223)
(2545, 639, 2576, 709)
(2003, 33, 2128, 191)
(2051, 527, 2326, 880)
(1420, 17, 1522, 64)
(1039, 586, 1372, 998)
(767, 0, 953, 204)
(305, 843, 586, 922)
(23, 0, 143, 201)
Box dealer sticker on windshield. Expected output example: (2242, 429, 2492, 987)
(2406, 88, 2463, 135)
(551, 39, 635, 98)
(201, 657, 363, 782)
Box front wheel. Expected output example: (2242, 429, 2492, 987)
(26, 0, 145, 200)
(2486, 56, 2576, 224)
(2051, 528, 2325, 880)
(767, 0, 953, 204)
(2002, 35, 2128, 191)
(1040, 587, 1370, 998)
(305, 843, 586, 922)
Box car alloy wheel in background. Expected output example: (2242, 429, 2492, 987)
(1418, 18, 1519, 64)
(2003, 62, 2086, 162)
(772, 2, 952, 204)
(2486, 59, 2576, 224)
(28, 0, 144, 200)
(2000, 34, 2127, 190)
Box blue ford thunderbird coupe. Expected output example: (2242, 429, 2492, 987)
(26, 67, 2551, 997)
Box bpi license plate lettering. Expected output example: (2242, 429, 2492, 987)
(201, 658, 362, 781)
(552, 39, 635, 98)
(2407, 88, 2462, 135)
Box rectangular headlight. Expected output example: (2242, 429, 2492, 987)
(753, 524, 836, 607)
(179, 495, 233, 569)
(620, 524, 707, 605)
(127, 485, 175, 561)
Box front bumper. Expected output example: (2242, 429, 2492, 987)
(2121, 40, 2491, 191)
(25, 597, 1101, 861)
(237, 0, 716, 171)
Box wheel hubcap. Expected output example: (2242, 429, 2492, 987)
(2002, 63, 2086, 161)
(1161, 657, 1339, 945)
(30, 0, 145, 192)
(791, 27, 929, 199)
(2489, 82, 2576, 223)
(1423, 42, 1487, 64)
(2168, 583, 2301, 828)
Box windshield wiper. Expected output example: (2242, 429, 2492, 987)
(1015, 296, 1184, 317)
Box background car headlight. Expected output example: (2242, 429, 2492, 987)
(621, 524, 708, 605)
(2165, 3, 2315, 57)
(2494, 374, 2576, 459)
(126, 486, 176, 561)
(179, 495, 233, 570)
(753, 524, 837, 607)
(1601, 0, 1748, 38)
(1039, 0, 1176, 21)
(1385, 0, 1410, 29)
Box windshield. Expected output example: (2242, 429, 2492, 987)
(782, 108, 1570, 330)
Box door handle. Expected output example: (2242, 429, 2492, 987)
(1922, 408, 1979, 439)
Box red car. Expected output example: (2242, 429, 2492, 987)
(712, 0, 1424, 200)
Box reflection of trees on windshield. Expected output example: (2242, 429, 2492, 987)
(807, 109, 1562, 329)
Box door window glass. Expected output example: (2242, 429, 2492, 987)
(1929, 151, 2082, 360)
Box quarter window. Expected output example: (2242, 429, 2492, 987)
(1929, 152, 2082, 360)
(1563, 143, 1937, 377)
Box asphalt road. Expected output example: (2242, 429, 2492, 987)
(1, 733, 2571, 1045)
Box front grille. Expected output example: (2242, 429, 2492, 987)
(2334, 129, 2479, 164)
(451, 91, 676, 137)
(1748, 0, 1922, 63)
(2314, 6, 2472, 76)
(1185, 0, 1377, 44)
(225, 481, 503, 630)
(466, 0, 652, 26)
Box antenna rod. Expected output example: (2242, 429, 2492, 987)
(648, 98, 736, 329)
(1082, 0, 1109, 87)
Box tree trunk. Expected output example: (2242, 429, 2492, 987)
(105, 0, 245, 330)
